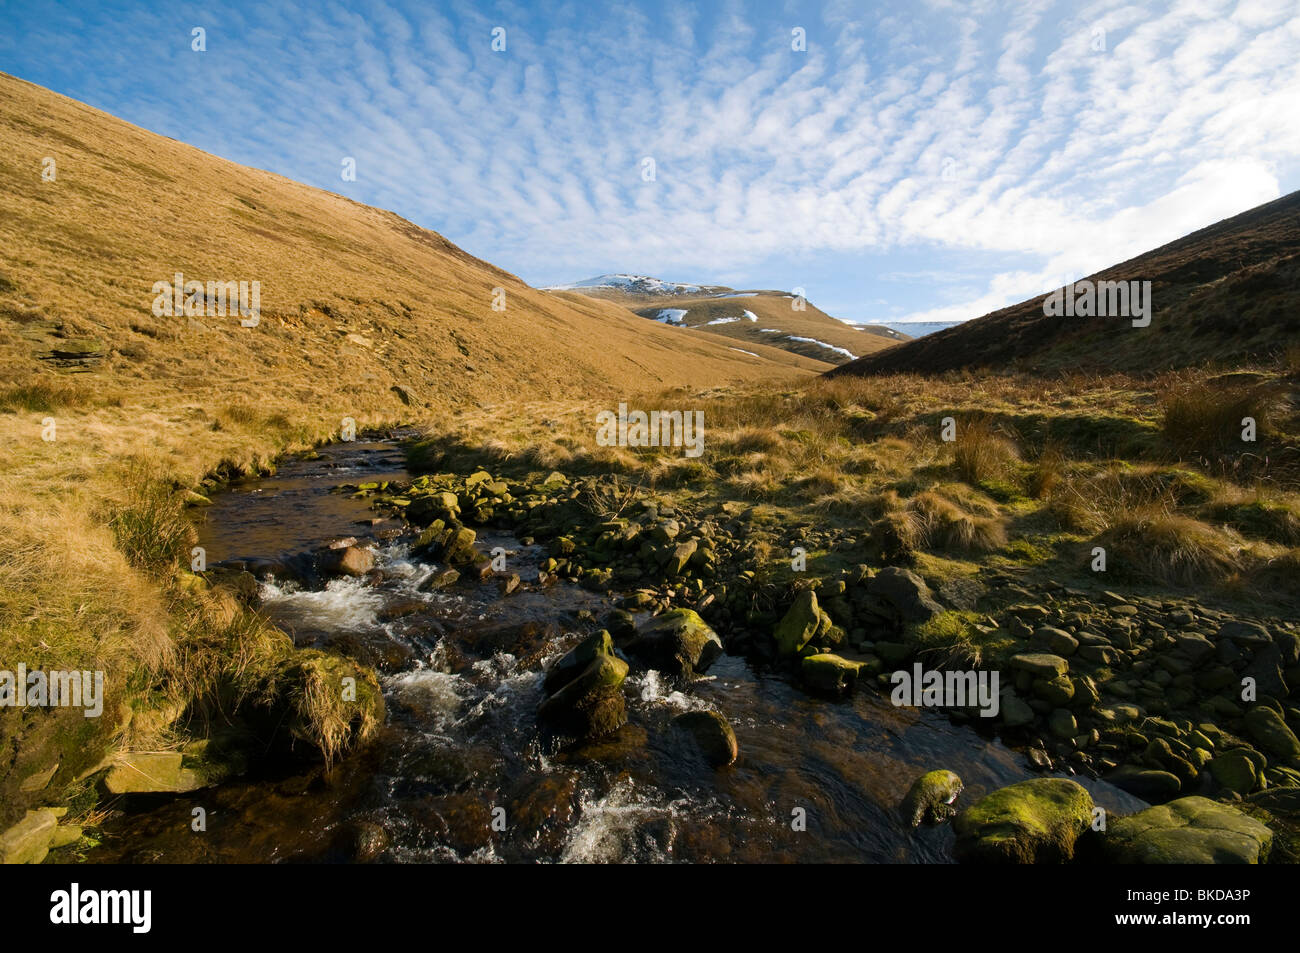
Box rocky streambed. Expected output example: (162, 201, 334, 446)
(80, 434, 1300, 863)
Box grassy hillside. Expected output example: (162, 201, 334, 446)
(0, 72, 815, 831)
(833, 191, 1300, 378)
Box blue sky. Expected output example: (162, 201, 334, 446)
(2, 0, 1298, 324)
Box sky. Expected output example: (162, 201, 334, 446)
(2, 0, 1299, 325)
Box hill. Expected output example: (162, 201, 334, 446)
(548, 276, 907, 366)
(0, 73, 813, 416)
(831, 191, 1300, 378)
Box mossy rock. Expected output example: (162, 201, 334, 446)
(772, 589, 822, 656)
(800, 653, 862, 694)
(901, 769, 964, 826)
(1103, 796, 1273, 864)
(627, 608, 723, 679)
(673, 710, 738, 767)
(953, 778, 1094, 863)
(538, 653, 628, 739)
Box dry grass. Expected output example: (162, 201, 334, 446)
(1094, 510, 1245, 587)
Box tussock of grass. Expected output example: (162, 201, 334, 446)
(949, 415, 1020, 485)
(1161, 379, 1279, 455)
(0, 376, 93, 413)
(105, 463, 196, 576)
(1093, 511, 1245, 587)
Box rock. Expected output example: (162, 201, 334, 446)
(800, 653, 862, 694)
(390, 384, 416, 405)
(499, 572, 521, 595)
(1048, 708, 1078, 739)
(320, 544, 375, 577)
(772, 590, 823, 657)
(952, 778, 1094, 863)
(1103, 797, 1273, 864)
(419, 567, 460, 592)
(867, 567, 943, 623)
(0, 809, 57, 864)
(627, 609, 723, 679)
(1035, 626, 1078, 656)
(102, 751, 204, 794)
(673, 710, 738, 767)
(441, 526, 478, 566)
(1219, 620, 1272, 644)
(407, 492, 460, 526)
(49, 824, 82, 850)
(1243, 706, 1300, 763)
(1172, 632, 1214, 662)
(1105, 766, 1182, 803)
(538, 639, 629, 740)
(1208, 751, 1259, 795)
(664, 539, 698, 576)
(543, 631, 615, 696)
(901, 769, 963, 826)
(1010, 653, 1069, 678)
(1243, 643, 1290, 698)
(1000, 694, 1035, 728)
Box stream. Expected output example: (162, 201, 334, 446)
(89, 437, 1143, 863)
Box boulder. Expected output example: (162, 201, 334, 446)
(1009, 653, 1069, 679)
(628, 609, 723, 679)
(1208, 750, 1259, 795)
(102, 751, 204, 794)
(538, 636, 629, 740)
(1105, 765, 1182, 803)
(772, 590, 823, 656)
(866, 567, 943, 623)
(1102, 796, 1273, 864)
(952, 778, 1094, 863)
(673, 710, 738, 767)
(800, 653, 862, 694)
(0, 809, 57, 864)
(1244, 705, 1300, 763)
(319, 545, 374, 577)
(901, 769, 963, 826)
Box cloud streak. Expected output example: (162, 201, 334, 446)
(2, 0, 1298, 323)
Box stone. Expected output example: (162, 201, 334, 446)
(867, 567, 943, 623)
(1010, 653, 1069, 678)
(102, 751, 204, 794)
(419, 567, 460, 591)
(1243, 706, 1300, 763)
(1105, 765, 1181, 803)
(1048, 708, 1078, 740)
(664, 539, 697, 576)
(627, 608, 723, 679)
(1035, 626, 1078, 656)
(1000, 694, 1035, 728)
(800, 653, 862, 694)
(0, 810, 57, 864)
(538, 650, 629, 740)
(320, 544, 374, 577)
(673, 710, 738, 767)
(901, 769, 963, 826)
(952, 778, 1094, 863)
(1208, 751, 1259, 795)
(1103, 797, 1273, 864)
(772, 590, 822, 657)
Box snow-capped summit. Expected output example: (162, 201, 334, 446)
(544, 274, 707, 296)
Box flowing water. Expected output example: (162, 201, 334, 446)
(90, 437, 1143, 863)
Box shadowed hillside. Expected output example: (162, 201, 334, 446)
(832, 191, 1300, 378)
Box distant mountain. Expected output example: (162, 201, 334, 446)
(832, 191, 1300, 378)
(544, 274, 724, 297)
(548, 277, 907, 366)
